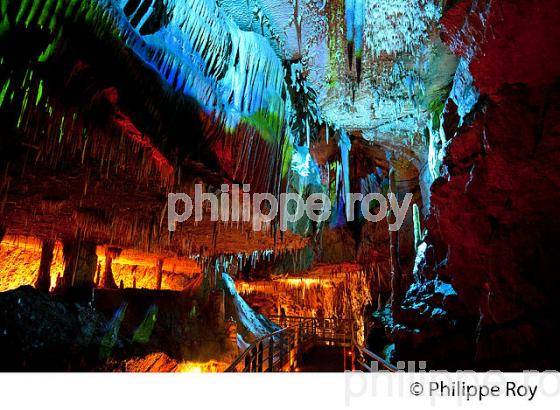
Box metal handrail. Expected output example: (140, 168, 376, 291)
(269, 315, 353, 345)
(359, 347, 398, 372)
(350, 323, 397, 372)
(225, 318, 316, 372)
(225, 314, 396, 372)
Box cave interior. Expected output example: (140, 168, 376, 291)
(0, 0, 559, 372)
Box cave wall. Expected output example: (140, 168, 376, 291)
(0, 237, 203, 292)
(237, 264, 372, 343)
(0, 237, 64, 292)
(237, 265, 364, 319)
(392, 0, 560, 370)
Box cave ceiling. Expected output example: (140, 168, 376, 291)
(0, 0, 459, 259)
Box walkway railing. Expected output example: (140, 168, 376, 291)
(225, 317, 316, 372)
(350, 321, 397, 372)
(225, 315, 396, 372)
(270, 315, 354, 347)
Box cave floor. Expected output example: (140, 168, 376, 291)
(298, 346, 347, 372)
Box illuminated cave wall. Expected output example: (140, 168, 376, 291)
(110, 265, 202, 291)
(95, 248, 202, 291)
(238, 276, 343, 318)
(0, 237, 202, 292)
(0, 237, 64, 292)
(237, 263, 372, 342)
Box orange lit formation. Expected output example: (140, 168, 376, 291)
(0, 236, 64, 292)
(0, 236, 202, 292)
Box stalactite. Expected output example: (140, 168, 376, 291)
(338, 129, 351, 221)
(413, 203, 421, 249)
(364, 0, 440, 58)
(3, 0, 290, 199)
(354, 0, 364, 83)
(345, 0, 355, 70)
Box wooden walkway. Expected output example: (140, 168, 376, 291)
(225, 315, 396, 372)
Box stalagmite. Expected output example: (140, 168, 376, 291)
(100, 247, 122, 289)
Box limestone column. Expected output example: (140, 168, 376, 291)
(155, 258, 164, 290)
(62, 240, 97, 289)
(73, 242, 98, 288)
(62, 241, 76, 289)
(95, 263, 101, 287)
(35, 239, 55, 292)
(100, 247, 121, 289)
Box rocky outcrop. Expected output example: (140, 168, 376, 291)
(0, 282, 269, 371)
(124, 352, 180, 372)
(391, 0, 560, 370)
(0, 286, 107, 370)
